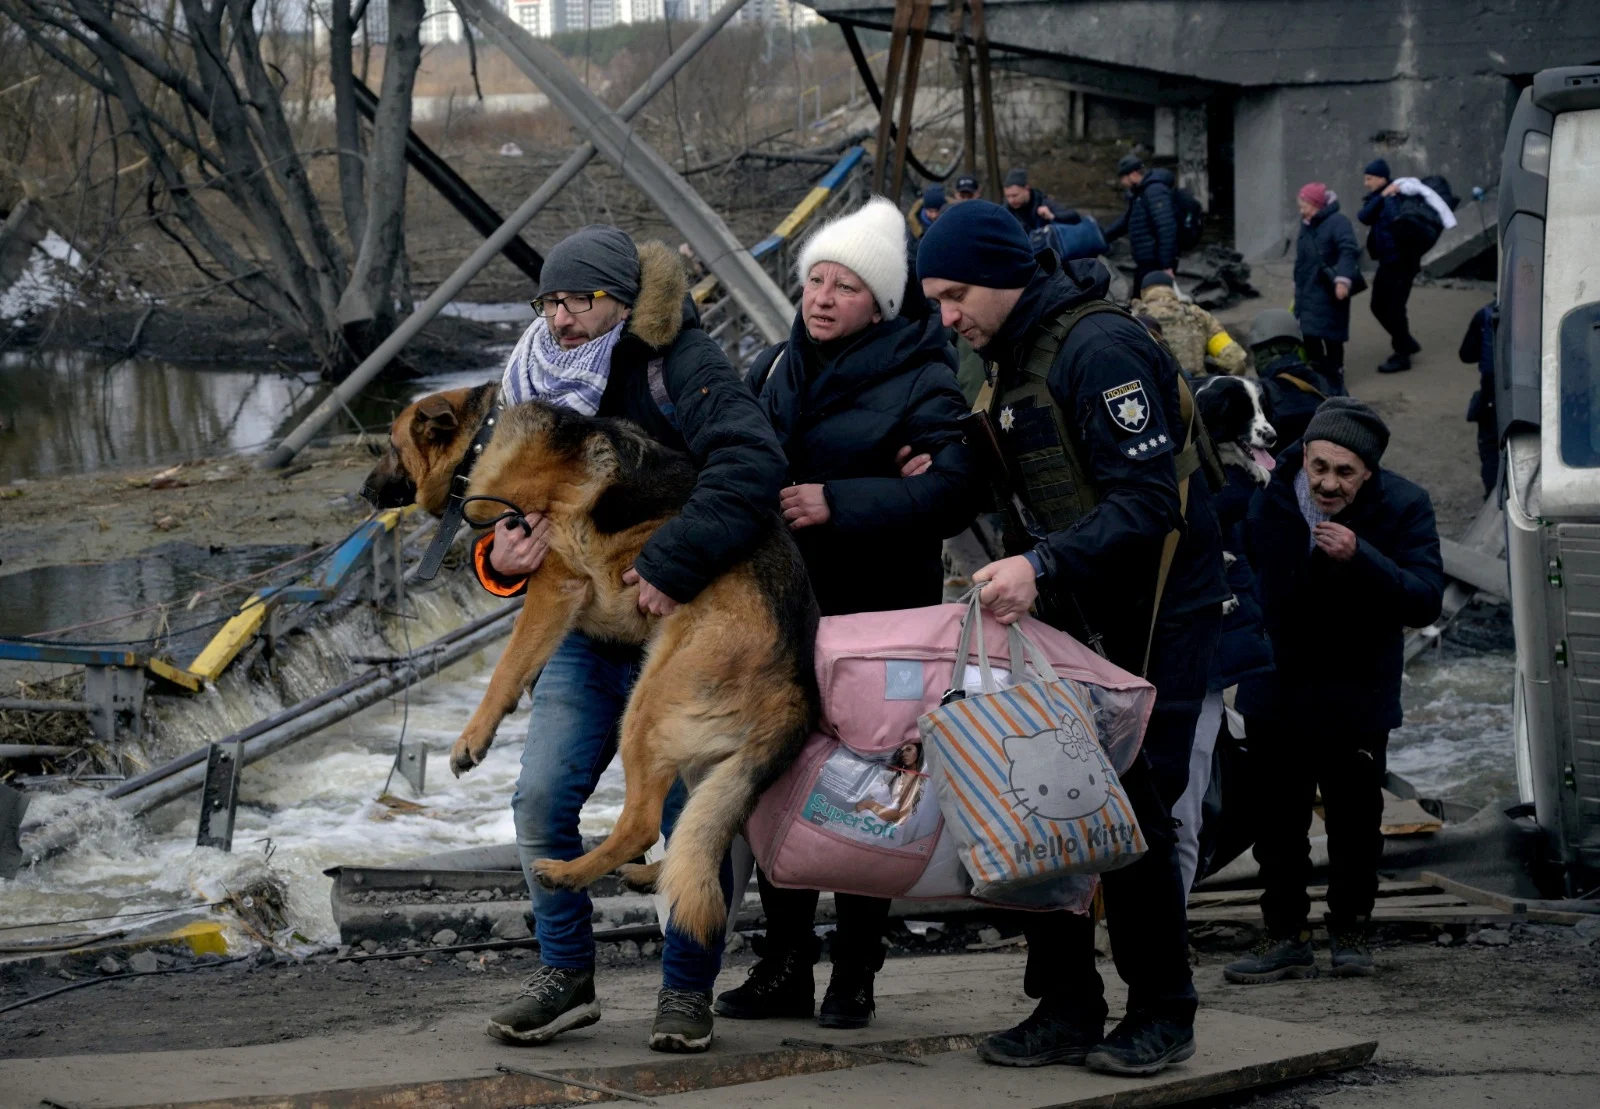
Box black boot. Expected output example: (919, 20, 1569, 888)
(1377, 353, 1412, 373)
(714, 937, 817, 1020)
(818, 964, 875, 1029)
(976, 1000, 1104, 1067)
(1085, 1011, 1196, 1076)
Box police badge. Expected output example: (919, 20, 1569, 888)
(1102, 381, 1150, 434)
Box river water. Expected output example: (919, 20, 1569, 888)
(0, 345, 1519, 948)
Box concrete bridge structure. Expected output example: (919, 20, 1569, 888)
(807, 0, 1600, 259)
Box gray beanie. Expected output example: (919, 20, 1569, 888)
(538, 225, 641, 306)
(1303, 397, 1390, 469)
(1004, 166, 1028, 188)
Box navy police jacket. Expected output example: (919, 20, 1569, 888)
(984, 255, 1228, 670)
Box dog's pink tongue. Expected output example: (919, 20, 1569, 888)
(1251, 447, 1277, 471)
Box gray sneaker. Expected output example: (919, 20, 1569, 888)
(1329, 924, 1376, 977)
(650, 988, 714, 1053)
(1222, 931, 1318, 984)
(486, 964, 601, 1044)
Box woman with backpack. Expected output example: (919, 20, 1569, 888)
(1291, 182, 1362, 395)
(714, 197, 979, 1030)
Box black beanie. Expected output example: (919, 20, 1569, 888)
(916, 201, 1039, 290)
(1004, 166, 1028, 188)
(1117, 154, 1144, 176)
(1140, 270, 1175, 291)
(1364, 158, 1391, 180)
(539, 225, 641, 305)
(1303, 397, 1390, 469)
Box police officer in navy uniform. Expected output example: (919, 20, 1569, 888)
(917, 201, 1227, 1076)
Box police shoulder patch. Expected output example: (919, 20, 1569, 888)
(1102, 380, 1150, 434)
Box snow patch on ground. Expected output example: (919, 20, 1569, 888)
(0, 230, 85, 321)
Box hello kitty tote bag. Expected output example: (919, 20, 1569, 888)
(920, 595, 1149, 897)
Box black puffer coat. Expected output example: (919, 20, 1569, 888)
(1241, 442, 1444, 731)
(1104, 167, 1178, 271)
(749, 312, 979, 617)
(1292, 200, 1362, 342)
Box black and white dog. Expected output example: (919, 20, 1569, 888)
(1196, 375, 1278, 487)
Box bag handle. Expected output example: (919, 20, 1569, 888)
(1007, 624, 1062, 684)
(945, 591, 1003, 701)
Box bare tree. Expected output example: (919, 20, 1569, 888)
(0, 0, 425, 371)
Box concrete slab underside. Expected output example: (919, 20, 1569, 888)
(0, 954, 1374, 1109)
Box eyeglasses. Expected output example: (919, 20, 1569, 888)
(531, 290, 609, 318)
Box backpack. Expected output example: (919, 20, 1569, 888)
(1421, 174, 1460, 212)
(1390, 193, 1444, 257)
(1029, 214, 1109, 262)
(1172, 187, 1205, 251)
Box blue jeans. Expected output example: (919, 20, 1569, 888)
(511, 630, 728, 992)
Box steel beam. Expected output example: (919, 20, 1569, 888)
(261, 0, 753, 469)
(455, 0, 793, 345)
(351, 78, 544, 283)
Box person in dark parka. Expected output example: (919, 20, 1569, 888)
(919, 200, 1228, 1077)
(1358, 158, 1423, 374)
(1246, 309, 1338, 442)
(717, 196, 978, 1031)
(1104, 155, 1179, 290)
(1001, 166, 1068, 233)
(1459, 301, 1499, 495)
(1228, 398, 1443, 985)
(470, 226, 789, 1054)
(1291, 183, 1361, 396)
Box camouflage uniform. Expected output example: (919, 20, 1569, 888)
(1129, 284, 1248, 377)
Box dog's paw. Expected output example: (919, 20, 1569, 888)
(617, 861, 662, 894)
(448, 731, 492, 778)
(531, 858, 587, 891)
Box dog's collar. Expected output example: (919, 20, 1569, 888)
(414, 398, 504, 582)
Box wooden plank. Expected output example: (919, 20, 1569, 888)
(186, 597, 271, 683)
(1418, 871, 1528, 913)
(1442, 538, 1509, 598)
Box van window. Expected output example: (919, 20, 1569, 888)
(1558, 302, 1600, 467)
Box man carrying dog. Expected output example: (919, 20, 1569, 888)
(470, 225, 788, 1054)
(917, 201, 1227, 1077)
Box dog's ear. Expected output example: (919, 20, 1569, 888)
(413, 396, 458, 443)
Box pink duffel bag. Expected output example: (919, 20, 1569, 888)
(744, 602, 1155, 905)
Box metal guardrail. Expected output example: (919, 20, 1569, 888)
(693, 145, 870, 368)
(0, 506, 419, 754)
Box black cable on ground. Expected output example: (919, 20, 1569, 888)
(0, 955, 248, 1016)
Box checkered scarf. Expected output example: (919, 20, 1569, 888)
(500, 316, 625, 415)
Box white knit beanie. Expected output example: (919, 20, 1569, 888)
(795, 196, 908, 321)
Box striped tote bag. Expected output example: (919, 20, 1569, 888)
(920, 596, 1146, 897)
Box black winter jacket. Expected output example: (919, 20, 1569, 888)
(474, 241, 787, 604)
(1209, 465, 1273, 692)
(983, 255, 1228, 669)
(1257, 352, 1335, 447)
(1292, 200, 1362, 342)
(1006, 187, 1068, 234)
(1104, 168, 1178, 271)
(1243, 443, 1444, 731)
(1357, 190, 1402, 265)
(749, 312, 978, 617)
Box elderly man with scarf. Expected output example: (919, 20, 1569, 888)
(469, 225, 787, 1054)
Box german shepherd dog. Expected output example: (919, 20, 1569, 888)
(363, 385, 818, 944)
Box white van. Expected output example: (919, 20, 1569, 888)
(1500, 65, 1600, 896)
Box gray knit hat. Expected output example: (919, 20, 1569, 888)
(538, 225, 641, 306)
(1303, 397, 1390, 469)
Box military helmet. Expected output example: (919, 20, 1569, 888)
(1248, 309, 1303, 348)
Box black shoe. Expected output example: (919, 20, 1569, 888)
(1085, 1013, 1196, 1076)
(486, 964, 601, 1044)
(818, 965, 874, 1029)
(714, 945, 815, 1019)
(650, 988, 714, 1053)
(1328, 920, 1376, 977)
(1223, 931, 1318, 984)
(1377, 354, 1412, 373)
(976, 1001, 1104, 1067)
(1400, 337, 1422, 356)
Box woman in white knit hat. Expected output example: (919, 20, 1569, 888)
(716, 196, 980, 1029)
